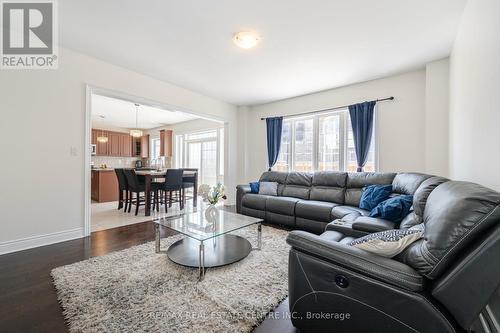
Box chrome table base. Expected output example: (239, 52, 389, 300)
(155, 223, 262, 281)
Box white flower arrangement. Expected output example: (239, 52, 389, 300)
(198, 183, 227, 205)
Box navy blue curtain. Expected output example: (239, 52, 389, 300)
(266, 117, 283, 171)
(348, 101, 376, 172)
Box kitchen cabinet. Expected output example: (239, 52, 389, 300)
(91, 129, 134, 157)
(109, 132, 121, 156)
(120, 134, 132, 156)
(160, 130, 173, 157)
(91, 169, 119, 202)
(140, 134, 149, 158)
(96, 132, 108, 156)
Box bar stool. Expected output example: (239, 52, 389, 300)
(181, 168, 198, 207)
(159, 169, 185, 213)
(114, 168, 129, 211)
(123, 169, 161, 216)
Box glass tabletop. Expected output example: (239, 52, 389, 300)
(153, 207, 263, 242)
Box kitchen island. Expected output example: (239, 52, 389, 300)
(91, 169, 118, 203)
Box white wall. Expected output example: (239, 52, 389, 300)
(449, 0, 500, 191)
(425, 58, 450, 177)
(240, 70, 428, 182)
(0, 47, 238, 252)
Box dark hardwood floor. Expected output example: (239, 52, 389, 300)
(0, 218, 298, 333)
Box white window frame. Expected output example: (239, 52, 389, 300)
(275, 108, 377, 172)
(173, 128, 224, 185)
(151, 137, 161, 160)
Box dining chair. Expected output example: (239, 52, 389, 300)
(123, 169, 161, 215)
(159, 169, 185, 213)
(180, 168, 198, 207)
(114, 168, 129, 211)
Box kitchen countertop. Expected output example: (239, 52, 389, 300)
(91, 168, 115, 172)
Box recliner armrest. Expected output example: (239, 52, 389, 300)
(236, 185, 252, 213)
(352, 216, 396, 233)
(286, 230, 424, 291)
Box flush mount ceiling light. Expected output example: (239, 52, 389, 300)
(233, 31, 261, 49)
(96, 115, 108, 143)
(130, 103, 143, 138)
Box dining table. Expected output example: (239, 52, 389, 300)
(135, 169, 198, 216)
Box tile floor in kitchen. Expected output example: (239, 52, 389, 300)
(91, 196, 208, 232)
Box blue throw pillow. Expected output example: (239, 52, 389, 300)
(249, 182, 260, 194)
(359, 185, 393, 210)
(369, 195, 414, 223)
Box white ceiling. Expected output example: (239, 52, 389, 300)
(61, 0, 467, 106)
(91, 94, 198, 129)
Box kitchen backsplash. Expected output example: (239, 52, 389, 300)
(91, 156, 172, 169)
(91, 156, 139, 168)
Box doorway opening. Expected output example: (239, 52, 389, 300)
(84, 86, 227, 235)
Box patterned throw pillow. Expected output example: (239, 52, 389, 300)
(348, 224, 424, 258)
(258, 181, 278, 196)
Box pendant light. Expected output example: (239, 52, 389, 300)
(96, 115, 108, 143)
(130, 103, 143, 138)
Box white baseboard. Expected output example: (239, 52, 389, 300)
(0, 227, 85, 255)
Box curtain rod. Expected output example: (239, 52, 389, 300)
(260, 96, 394, 120)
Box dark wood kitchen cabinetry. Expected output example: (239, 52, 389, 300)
(160, 130, 173, 157)
(91, 170, 118, 202)
(140, 134, 150, 158)
(92, 129, 109, 155)
(120, 134, 132, 157)
(92, 129, 134, 157)
(108, 132, 121, 156)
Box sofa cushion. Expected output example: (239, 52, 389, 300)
(345, 172, 397, 206)
(259, 181, 278, 196)
(295, 200, 339, 222)
(282, 172, 312, 199)
(259, 171, 288, 196)
(412, 176, 449, 218)
(319, 230, 344, 242)
(241, 193, 268, 210)
(309, 171, 347, 204)
(241, 206, 265, 219)
(340, 212, 363, 222)
(402, 181, 500, 279)
(295, 217, 328, 234)
(392, 172, 432, 195)
(265, 211, 295, 227)
(399, 211, 422, 229)
(331, 205, 370, 220)
(266, 196, 300, 216)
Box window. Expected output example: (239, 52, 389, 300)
(274, 109, 376, 172)
(318, 114, 341, 171)
(173, 128, 224, 186)
(293, 118, 314, 172)
(151, 138, 161, 159)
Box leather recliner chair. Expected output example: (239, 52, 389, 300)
(286, 181, 500, 332)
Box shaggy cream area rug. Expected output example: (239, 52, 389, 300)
(51, 225, 289, 332)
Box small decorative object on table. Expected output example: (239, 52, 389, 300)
(199, 183, 227, 222)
